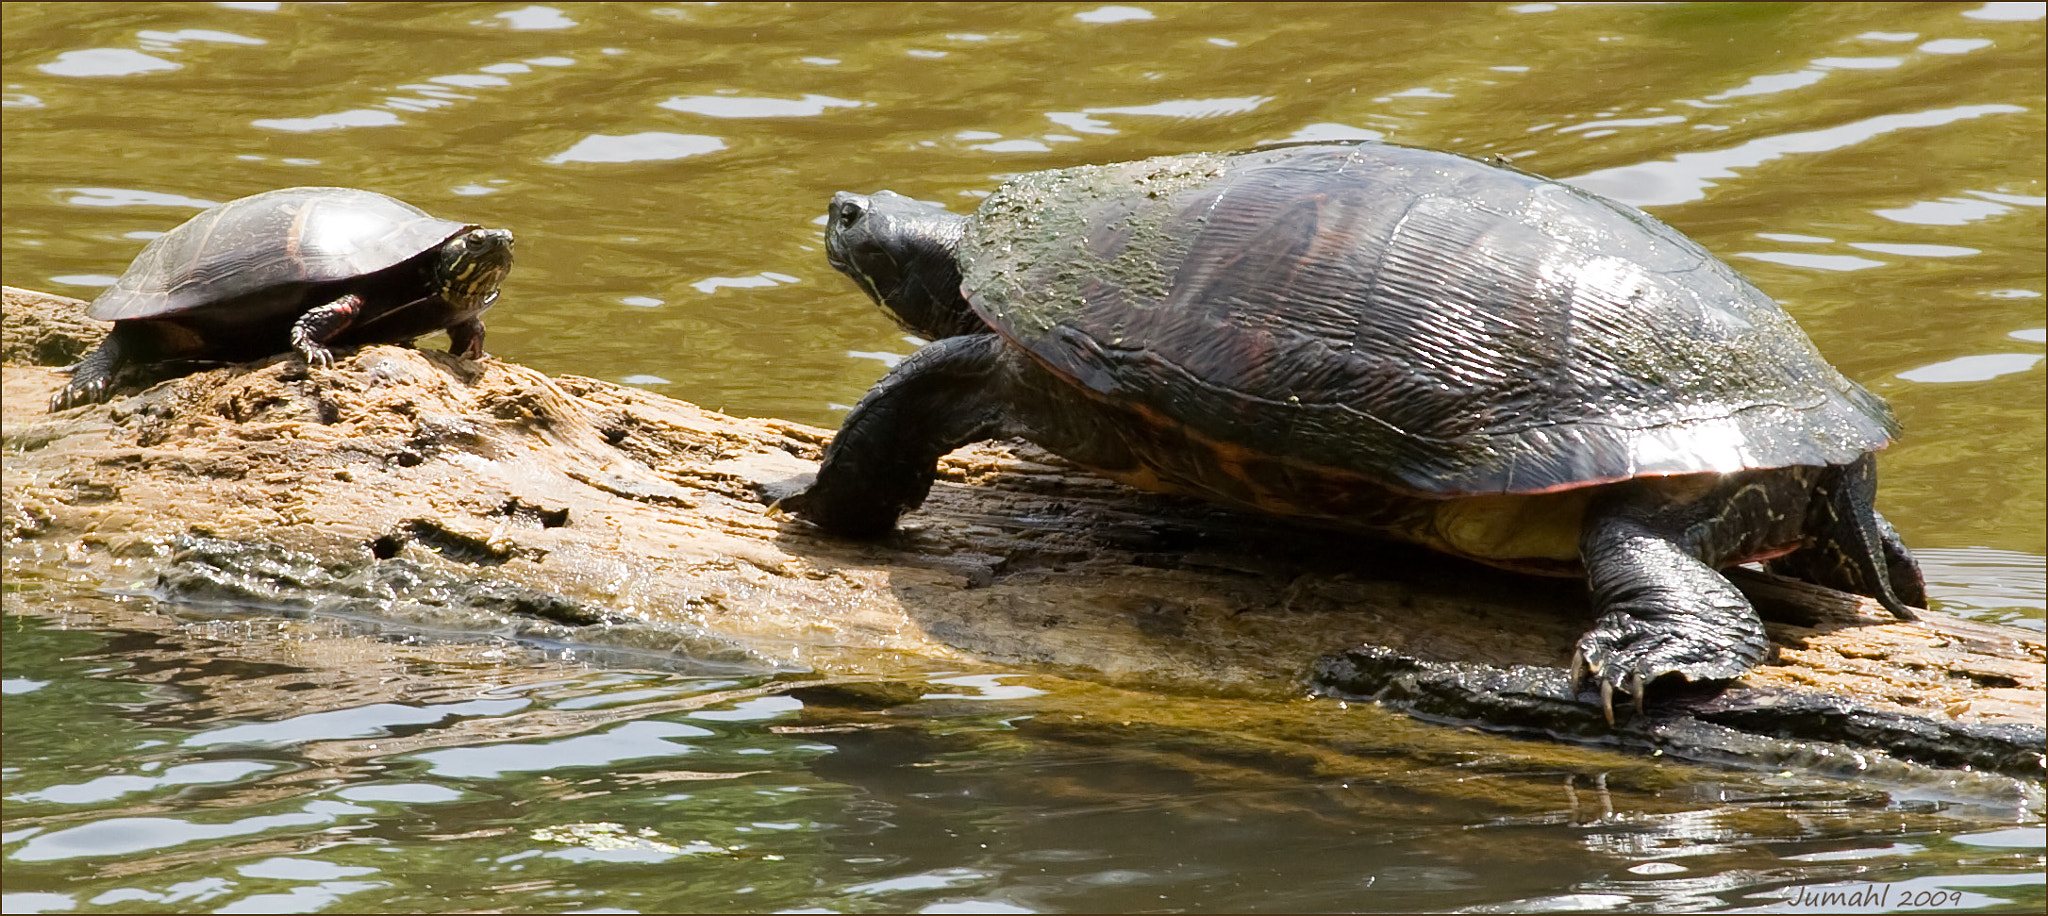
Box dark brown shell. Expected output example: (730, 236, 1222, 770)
(89, 187, 468, 321)
(957, 142, 1897, 497)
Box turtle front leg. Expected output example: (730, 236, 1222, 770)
(447, 317, 487, 360)
(1573, 484, 1769, 723)
(289, 293, 365, 367)
(50, 322, 140, 411)
(782, 333, 1014, 538)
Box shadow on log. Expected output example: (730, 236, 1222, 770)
(4, 286, 2041, 790)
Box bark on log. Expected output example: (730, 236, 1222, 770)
(4, 286, 2041, 790)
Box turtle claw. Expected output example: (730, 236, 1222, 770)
(51, 377, 106, 412)
(302, 344, 336, 369)
(1574, 613, 1757, 725)
(764, 490, 802, 518)
(1571, 646, 1634, 725)
(1582, 664, 1648, 726)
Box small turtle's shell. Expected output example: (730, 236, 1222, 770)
(91, 187, 468, 322)
(957, 142, 1896, 497)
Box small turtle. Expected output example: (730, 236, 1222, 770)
(786, 141, 1926, 718)
(51, 186, 515, 411)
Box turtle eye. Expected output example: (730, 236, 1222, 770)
(835, 198, 866, 230)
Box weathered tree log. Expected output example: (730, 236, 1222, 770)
(4, 286, 2041, 788)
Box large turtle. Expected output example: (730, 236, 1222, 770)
(785, 141, 1927, 716)
(51, 186, 515, 411)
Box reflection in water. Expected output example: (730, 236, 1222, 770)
(5, 587, 2044, 913)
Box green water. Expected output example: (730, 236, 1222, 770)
(3, 2, 2043, 912)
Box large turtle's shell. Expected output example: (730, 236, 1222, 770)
(91, 187, 469, 322)
(956, 142, 1896, 497)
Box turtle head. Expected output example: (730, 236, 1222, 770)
(825, 191, 987, 339)
(432, 227, 515, 313)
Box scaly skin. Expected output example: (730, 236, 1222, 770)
(289, 293, 365, 367)
(1571, 479, 1773, 722)
(51, 324, 138, 412)
(780, 334, 1013, 538)
(1571, 457, 1920, 721)
(1763, 455, 1926, 615)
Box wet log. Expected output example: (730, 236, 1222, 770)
(4, 286, 2041, 789)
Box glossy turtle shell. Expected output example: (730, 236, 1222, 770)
(955, 142, 1897, 497)
(90, 186, 469, 323)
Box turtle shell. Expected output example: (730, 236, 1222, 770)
(90, 187, 470, 322)
(956, 142, 1896, 497)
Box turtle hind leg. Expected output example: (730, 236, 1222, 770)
(50, 322, 142, 411)
(782, 333, 1014, 539)
(1575, 484, 1769, 722)
(1875, 514, 1929, 611)
(1763, 454, 1924, 619)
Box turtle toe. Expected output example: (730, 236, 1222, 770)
(50, 375, 109, 412)
(1578, 610, 1759, 682)
(1574, 610, 1760, 720)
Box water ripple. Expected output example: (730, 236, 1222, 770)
(1964, 2, 2046, 21)
(487, 5, 576, 31)
(411, 719, 713, 778)
(1567, 104, 2026, 208)
(188, 698, 528, 748)
(39, 49, 179, 78)
(1896, 353, 2044, 383)
(59, 187, 216, 209)
(251, 109, 402, 133)
(546, 132, 727, 164)
(1084, 96, 1271, 120)
(660, 93, 865, 118)
(1074, 6, 1155, 24)
(13, 761, 281, 806)
(11, 802, 373, 862)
